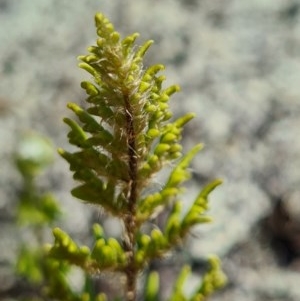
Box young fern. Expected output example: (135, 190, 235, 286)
(49, 13, 226, 301)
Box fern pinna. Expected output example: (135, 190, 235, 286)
(48, 13, 226, 301)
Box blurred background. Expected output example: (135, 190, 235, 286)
(1, 0, 300, 300)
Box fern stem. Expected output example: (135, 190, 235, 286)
(123, 93, 139, 301)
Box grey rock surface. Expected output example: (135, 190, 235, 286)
(1, 0, 300, 300)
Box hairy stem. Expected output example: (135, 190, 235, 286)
(123, 94, 138, 301)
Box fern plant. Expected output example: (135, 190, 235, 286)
(48, 12, 226, 301)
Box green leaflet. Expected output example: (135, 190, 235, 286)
(71, 182, 125, 216)
(50, 228, 90, 268)
(121, 33, 140, 57)
(181, 179, 222, 232)
(67, 102, 106, 133)
(169, 265, 191, 301)
(164, 201, 182, 243)
(63, 118, 89, 148)
(144, 271, 160, 301)
(191, 256, 227, 301)
(91, 237, 126, 269)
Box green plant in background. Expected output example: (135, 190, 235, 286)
(47, 12, 226, 301)
(15, 133, 61, 295)
(15, 133, 60, 228)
